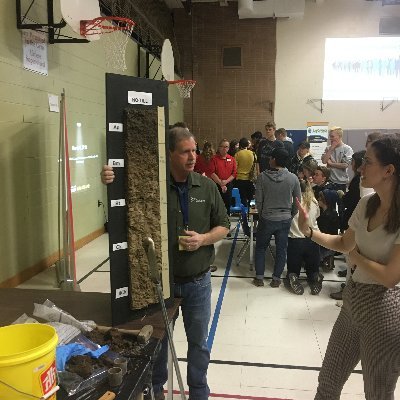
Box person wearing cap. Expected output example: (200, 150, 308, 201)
(253, 147, 301, 288)
(321, 127, 353, 231)
(289, 141, 315, 175)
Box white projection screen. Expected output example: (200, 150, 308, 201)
(323, 37, 400, 100)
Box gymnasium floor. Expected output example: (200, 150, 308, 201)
(18, 226, 399, 400)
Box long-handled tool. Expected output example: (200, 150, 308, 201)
(143, 237, 186, 400)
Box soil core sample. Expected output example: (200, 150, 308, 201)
(124, 107, 169, 310)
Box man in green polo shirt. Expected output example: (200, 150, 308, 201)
(101, 127, 229, 400)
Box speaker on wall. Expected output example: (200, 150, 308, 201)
(222, 46, 242, 68)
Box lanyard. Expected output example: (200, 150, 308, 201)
(175, 182, 189, 230)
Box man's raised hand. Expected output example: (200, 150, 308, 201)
(101, 165, 115, 185)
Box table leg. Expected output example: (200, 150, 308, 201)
(249, 213, 254, 271)
(167, 320, 173, 400)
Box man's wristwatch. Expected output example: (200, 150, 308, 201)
(306, 227, 313, 239)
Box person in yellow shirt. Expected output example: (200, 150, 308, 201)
(235, 137, 257, 208)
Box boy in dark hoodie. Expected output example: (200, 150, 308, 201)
(256, 122, 285, 173)
(317, 189, 340, 271)
(253, 148, 301, 287)
(312, 165, 334, 199)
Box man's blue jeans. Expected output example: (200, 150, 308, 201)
(255, 217, 292, 280)
(152, 271, 211, 400)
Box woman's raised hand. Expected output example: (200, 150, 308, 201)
(296, 197, 311, 236)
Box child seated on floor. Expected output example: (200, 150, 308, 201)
(286, 179, 323, 295)
(317, 189, 340, 272)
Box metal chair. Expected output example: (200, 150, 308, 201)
(236, 205, 275, 269)
(236, 205, 253, 266)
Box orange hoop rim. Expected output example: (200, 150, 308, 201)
(167, 79, 196, 85)
(80, 16, 136, 36)
(168, 79, 196, 98)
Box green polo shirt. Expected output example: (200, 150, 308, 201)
(169, 172, 230, 278)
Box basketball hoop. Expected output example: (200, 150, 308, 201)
(168, 80, 196, 99)
(80, 17, 135, 71)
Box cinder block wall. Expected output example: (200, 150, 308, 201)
(0, 0, 183, 286)
(174, 3, 276, 145)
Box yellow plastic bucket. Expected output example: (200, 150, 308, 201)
(0, 323, 58, 400)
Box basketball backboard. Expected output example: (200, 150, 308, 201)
(60, 0, 101, 41)
(161, 39, 175, 81)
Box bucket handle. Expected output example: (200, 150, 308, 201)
(0, 379, 59, 399)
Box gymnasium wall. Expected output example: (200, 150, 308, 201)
(174, 3, 276, 145)
(275, 0, 400, 131)
(0, 0, 183, 285)
(175, 0, 399, 147)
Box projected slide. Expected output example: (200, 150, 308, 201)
(323, 37, 400, 100)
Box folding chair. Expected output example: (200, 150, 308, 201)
(225, 188, 244, 239)
(236, 205, 253, 267)
(230, 187, 242, 215)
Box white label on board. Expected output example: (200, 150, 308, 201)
(113, 242, 128, 251)
(115, 287, 129, 299)
(109, 123, 123, 132)
(108, 159, 124, 167)
(48, 94, 59, 112)
(128, 91, 153, 105)
(111, 199, 126, 207)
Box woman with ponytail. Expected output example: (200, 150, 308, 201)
(286, 179, 323, 295)
(297, 134, 400, 399)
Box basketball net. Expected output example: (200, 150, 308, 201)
(101, 20, 134, 70)
(81, 17, 135, 71)
(168, 80, 196, 98)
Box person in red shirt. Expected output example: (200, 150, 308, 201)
(210, 139, 237, 214)
(194, 141, 215, 178)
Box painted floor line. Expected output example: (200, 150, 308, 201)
(77, 257, 110, 284)
(207, 223, 239, 351)
(170, 389, 293, 400)
(176, 357, 363, 374)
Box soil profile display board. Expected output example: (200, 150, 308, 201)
(105, 74, 172, 326)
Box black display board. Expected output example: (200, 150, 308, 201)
(105, 73, 172, 326)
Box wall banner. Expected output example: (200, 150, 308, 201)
(22, 29, 48, 76)
(306, 122, 329, 164)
